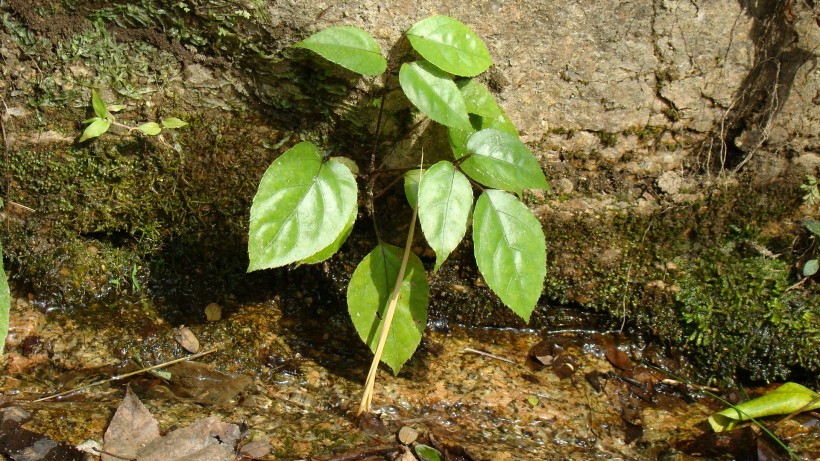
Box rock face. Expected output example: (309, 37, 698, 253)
(0, 0, 818, 381)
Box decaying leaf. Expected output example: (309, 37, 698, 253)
(398, 426, 418, 445)
(204, 303, 222, 322)
(102, 386, 161, 461)
(137, 416, 240, 461)
(174, 325, 200, 353)
(103, 386, 245, 461)
(156, 361, 253, 405)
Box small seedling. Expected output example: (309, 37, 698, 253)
(79, 89, 188, 142)
(800, 175, 819, 208)
(247, 16, 550, 414)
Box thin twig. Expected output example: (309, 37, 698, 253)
(32, 348, 218, 402)
(358, 151, 422, 416)
(463, 347, 515, 364)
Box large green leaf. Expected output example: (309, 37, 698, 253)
(347, 243, 429, 374)
(418, 161, 473, 271)
(709, 382, 820, 432)
(473, 190, 545, 322)
(406, 16, 492, 77)
(293, 26, 387, 76)
(248, 142, 357, 271)
(462, 128, 549, 196)
(0, 242, 9, 356)
(399, 61, 471, 131)
(298, 200, 357, 265)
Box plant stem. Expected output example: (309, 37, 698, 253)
(357, 203, 418, 415)
(366, 35, 407, 242)
(357, 145, 421, 416)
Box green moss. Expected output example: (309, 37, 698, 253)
(675, 250, 818, 381)
(662, 107, 682, 122)
(596, 131, 618, 147)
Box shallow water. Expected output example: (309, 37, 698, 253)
(2, 294, 818, 460)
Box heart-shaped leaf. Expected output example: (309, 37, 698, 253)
(347, 243, 429, 374)
(406, 16, 492, 77)
(248, 142, 357, 271)
(462, 128, 549, 195)
(293, 26, 387, 76)
(298, 200, 357, 265)
(473, 190, 546, 322)
(418, 161, 473, 271)
(399, 61, 471, 131)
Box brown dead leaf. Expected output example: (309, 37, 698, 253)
(602, 335, 635, 370)
(174, 326, 200, 353)
(103, 386, 160, 461)
(137, 416, 240, 461)
(102, 386, 242, 461)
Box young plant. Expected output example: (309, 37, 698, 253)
(79, 89, 188, 142)
(247, 16, 549, 414)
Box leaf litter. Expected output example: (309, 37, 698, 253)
(101, 386, 253, 461)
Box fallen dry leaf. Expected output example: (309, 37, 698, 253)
(102, 385, 243, 461)
(103, 386, 160, 461)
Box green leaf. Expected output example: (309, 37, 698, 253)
(448, 116, 519, 161)
(448, 81, 520, 158)
(399, 61, 471, 131)
(248, 142, 358, 271)
(293, 26, 387, 76)
(457, 79, 503, 118)
(473, 190, 546, 322)
(462, 128, 549, 195)
(329, 156, 359, 176)
(137, 122, 162, 136)
(802, 218, 820, 237)
(406, 15, 492, 77)
(107, 104, 126, 113)
(161, 117, 189, 129)
(404, 169, 423, 210)
(298, 200, 357, 265)
(347, 243, 429, 374)
(418, 161, 473, 271)
(91, 89, 107, 119)
(803, 259, 818, 277)
(0, 242, 9, 356)
(414, 444, 443, 461)
(708, 383, 820, 432)
(79, 117, 111, 142)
